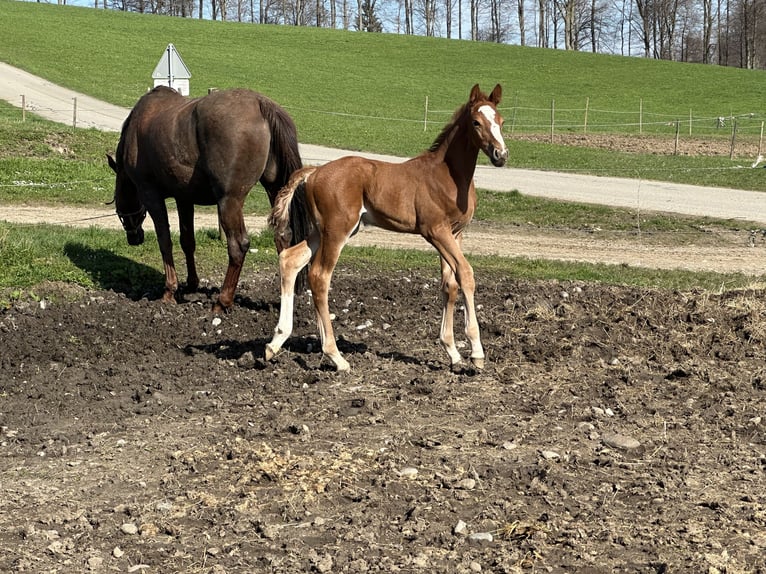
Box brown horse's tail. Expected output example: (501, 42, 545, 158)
(270, 166, 316, 251)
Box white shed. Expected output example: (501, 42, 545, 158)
(152, 43, 192, 96)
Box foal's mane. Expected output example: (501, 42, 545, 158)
(427, 97, 477, 154)
(258, 95, 303, 187)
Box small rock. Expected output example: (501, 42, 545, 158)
(602, 431, 641, 450)
(469, 562, 482, 572)
(453, 520, 468, 536)
(112, 547, 124, 558)
(468, 532, 493, 543)
(540, 450, 560, 460)
(399, 467, 418, 479)
(212, 317, 222, 327)
(456, 478, 476, 490)
(120, 523, 138, 535)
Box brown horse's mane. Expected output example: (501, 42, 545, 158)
(428, 99, 474, 154)
(257, 95, 303, 189)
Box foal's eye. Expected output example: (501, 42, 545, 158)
(473, 120, 481, 127)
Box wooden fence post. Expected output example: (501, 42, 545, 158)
(729, 117, 737, 160)
(550, 99, 555, 144)
(21, 95, 26, 122)
(584, 97, 589, 133)
(674, 120, 680, 155)
(510, 93, 517, 135)
(72, 97, 77, 129)
(689, 109, 692, 136)
(423, 96, 428, 132)
(639, 98, 643, 134)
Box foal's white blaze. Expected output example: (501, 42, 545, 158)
(478, 105, 507, 153)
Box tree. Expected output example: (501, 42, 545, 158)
(358, 0, 383, 30)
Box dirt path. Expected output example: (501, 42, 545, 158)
(3, 204, 766, 276)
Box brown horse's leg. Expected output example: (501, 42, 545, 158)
(148, 204, 179, 304)
(308, 231, 350, 372)
(265, 238, 314, 361)
(215, 197, 249, 313)
(177, 202, 199, 292)
(430, 231, 485, 370)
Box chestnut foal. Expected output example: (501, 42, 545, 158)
(266, 84, 508, 371)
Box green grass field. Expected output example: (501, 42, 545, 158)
(1, 0, 765, 153)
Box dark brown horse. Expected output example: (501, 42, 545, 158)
(265, 84, 508, 371)
(107, 86, 302, 312)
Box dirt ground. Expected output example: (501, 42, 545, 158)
(2, 267, 766, 574)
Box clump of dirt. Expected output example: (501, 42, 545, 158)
(1, 271, 766, 573)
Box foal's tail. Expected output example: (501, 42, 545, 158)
(269, 166, 317, 253)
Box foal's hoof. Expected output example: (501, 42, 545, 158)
(471, 357, 485, 370)
(265, 344, 279, 361)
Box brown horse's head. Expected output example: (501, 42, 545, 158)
(469, 84, 508, 167)
(107, 153, 147, 246)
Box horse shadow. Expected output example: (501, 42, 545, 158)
(65, 242, 270, 309)
(64, 242, 165, 301)
(184, 335, 369, 372)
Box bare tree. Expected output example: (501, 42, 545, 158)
(517, 0, 526, 44)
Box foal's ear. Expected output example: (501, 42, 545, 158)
(469, 84, 482, 103)
(106, 153, 118, 173)
(489, 84, 503, 105)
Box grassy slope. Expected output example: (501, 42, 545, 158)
(1, 0, 765, 155)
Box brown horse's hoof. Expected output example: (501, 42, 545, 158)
(212, 302, 231, 315)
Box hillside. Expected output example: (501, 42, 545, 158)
(1, 0, 765, 159)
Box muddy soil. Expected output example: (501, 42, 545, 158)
(2, 268, 766, 574)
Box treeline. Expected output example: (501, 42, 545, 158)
(76, 0, 766, 69)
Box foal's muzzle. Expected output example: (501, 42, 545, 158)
(489, 145, 508, 167)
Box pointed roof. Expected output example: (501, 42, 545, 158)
(152, 43, 191, 80)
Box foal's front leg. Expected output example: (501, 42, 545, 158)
(432, 233, 485, 370)
(439, 256, 463, 367)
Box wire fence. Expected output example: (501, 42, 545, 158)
(3, 92, 765, 140)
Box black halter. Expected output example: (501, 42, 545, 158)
(116, 206, 147, 232)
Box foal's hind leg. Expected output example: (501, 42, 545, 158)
(265, 239, 313, 361)
(307, 233, 350, 372)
